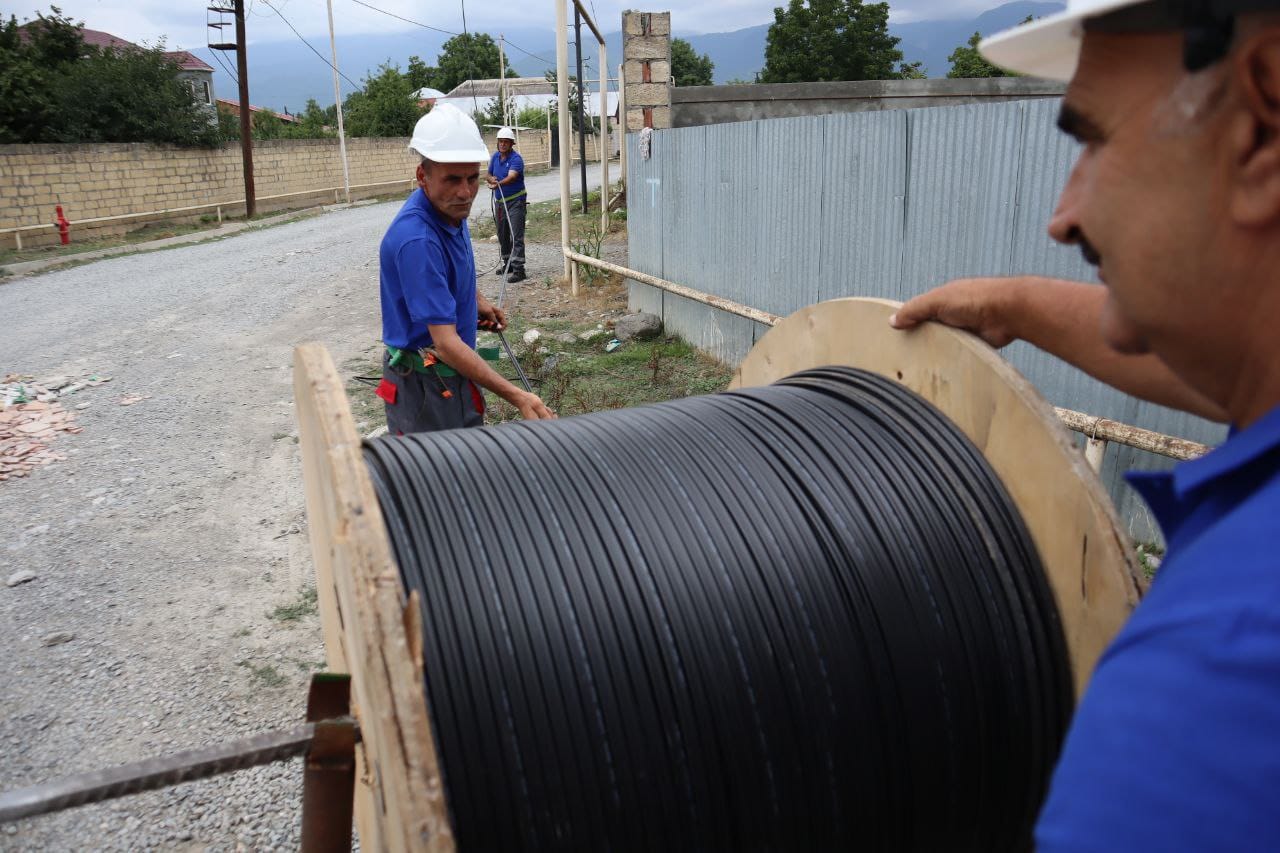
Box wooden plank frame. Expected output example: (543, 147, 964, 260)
(294, 343, 454, 852)
(731, 298, 1144, 695)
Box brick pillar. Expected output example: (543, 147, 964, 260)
(622, 11, 671, 132)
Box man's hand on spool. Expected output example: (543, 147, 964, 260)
(889, 277, 1022, 348)
(486, 175, 499, 190)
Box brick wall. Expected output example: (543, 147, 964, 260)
(0, 129, 593, 249)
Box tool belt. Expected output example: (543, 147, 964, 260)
(386, 345, 458, 377)
(386, 344, 499, 377)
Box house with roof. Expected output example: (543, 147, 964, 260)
(215, 99, 300, 127)
(22, 25, 218, 113)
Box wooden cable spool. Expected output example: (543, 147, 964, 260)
(293, 296, 1143, 851)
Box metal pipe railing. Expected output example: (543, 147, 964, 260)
(562, 248, 1211, 467)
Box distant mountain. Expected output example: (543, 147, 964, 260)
(196, 1, 1066, 111)
(893, 1, 1065, 77)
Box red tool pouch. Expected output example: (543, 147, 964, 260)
(470, 383, 485, 416)
(375, 378, 398, 405)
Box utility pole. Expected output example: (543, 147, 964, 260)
(498, 34, 508, 128)
(233, 0, 256, 218)
(574, 6, 588, 214)
(325, 0, 350, 204)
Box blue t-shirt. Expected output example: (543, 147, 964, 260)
(1037, 404, 1280, 850)
(489, 150, 526, 200)
(378, 188, 477, 351)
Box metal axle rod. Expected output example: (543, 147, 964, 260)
(0, 719, 357, 824)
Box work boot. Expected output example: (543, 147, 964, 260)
(493, 260, 508, 275)
(506, 269, 526, 284)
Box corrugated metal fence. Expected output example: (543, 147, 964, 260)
(625, 98, 1228, 542)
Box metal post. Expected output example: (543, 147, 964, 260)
(233, 0, 256, 218)
(499, 34, 508, 128)
(618, 62, 627, 195)
(555, 0, 572, 284)
(574, 6, 589, 215)
(14, 232, 21, 252)
(599, 42, 609, 233)
(325, 0, 351, 204)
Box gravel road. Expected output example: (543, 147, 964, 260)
(0, 191, 617, 850)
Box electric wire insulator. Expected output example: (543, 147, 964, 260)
(363, 366, 1073, 851)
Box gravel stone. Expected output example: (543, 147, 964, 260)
(0, 171, 613, 849)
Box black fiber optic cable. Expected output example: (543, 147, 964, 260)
(363, 366, 1073, 851)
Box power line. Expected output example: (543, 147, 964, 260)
(502, 37, 556, 68)
(344, 0, 459, 37)
(262, 0, 362, 90)
(210, 46, 239, 87)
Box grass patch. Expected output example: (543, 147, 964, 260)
(232, 626, 252, 639)
(269, 585, 318, 622)
(1136, 543, 1165, 580)
(237, 660, 287, 688)
(482, 306, 733, 423)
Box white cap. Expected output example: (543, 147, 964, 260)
(496, 126, 516, 141)
(408, 104, 489, 163)
(980, 0, 1151, 81)
(412, 87, 446, 100)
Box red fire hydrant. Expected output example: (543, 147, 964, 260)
(55, 205, 70, 245)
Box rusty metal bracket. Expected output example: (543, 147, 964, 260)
(300, 673, 357, 853)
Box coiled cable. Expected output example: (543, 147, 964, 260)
(363, 366, 1072, 851)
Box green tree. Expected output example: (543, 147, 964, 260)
(405, 54, 439, 91)
(433, 33, 515, 95)
(760, 0, 905, 83)
(670, 37, 714, 86)
(250, 108, 285, 139)
(216, 102, 240, 139)
(947, 31, 1010, 78)
(282, 98, 334, 138)
(1, 6, 220, 146)
(516, 104, 550, 129)
(345, 63, 418, 137)
(947, 17, 1031, 79)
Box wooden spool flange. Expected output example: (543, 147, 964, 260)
(731, 298, 1144, 694)
(294, 344, 454, 853)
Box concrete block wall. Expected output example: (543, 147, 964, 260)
(0, 129, 600, 250)
(622, 11, 672, 132)
(0, 138, 425, 249)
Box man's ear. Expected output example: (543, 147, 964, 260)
(416, 162, 428, 191)
(1229, 29, 1280, 225)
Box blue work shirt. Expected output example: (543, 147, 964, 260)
(379, 188, 477, 351)
(489, 149, 526, 201)
(1037, 404, 1280, 851)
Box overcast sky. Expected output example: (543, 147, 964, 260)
(10, 0, 1013, 51)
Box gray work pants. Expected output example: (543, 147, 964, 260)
(381, 352, 484, 435)
(495, 195, 526, 274)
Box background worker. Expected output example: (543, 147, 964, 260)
(378, 105, 554, 434)
(891, 0, 1280, 848)
(487, 127, 527, 284)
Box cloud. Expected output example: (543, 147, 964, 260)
(10, 0, 1009, 50)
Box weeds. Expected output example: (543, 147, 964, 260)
(237, 660, 286, 688)
(269, 585, 318, 622)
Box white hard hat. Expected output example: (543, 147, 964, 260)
(408, 104, 489, 163)
(981, 0, 1280, 81)
(496, 127, 516, 141)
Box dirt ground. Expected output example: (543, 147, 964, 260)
(0, 189, 729, 850)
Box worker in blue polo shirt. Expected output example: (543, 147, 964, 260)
(891, 0, 1280, 848)
(377, 105, 554, 434)
(487, 126, 527, 284)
